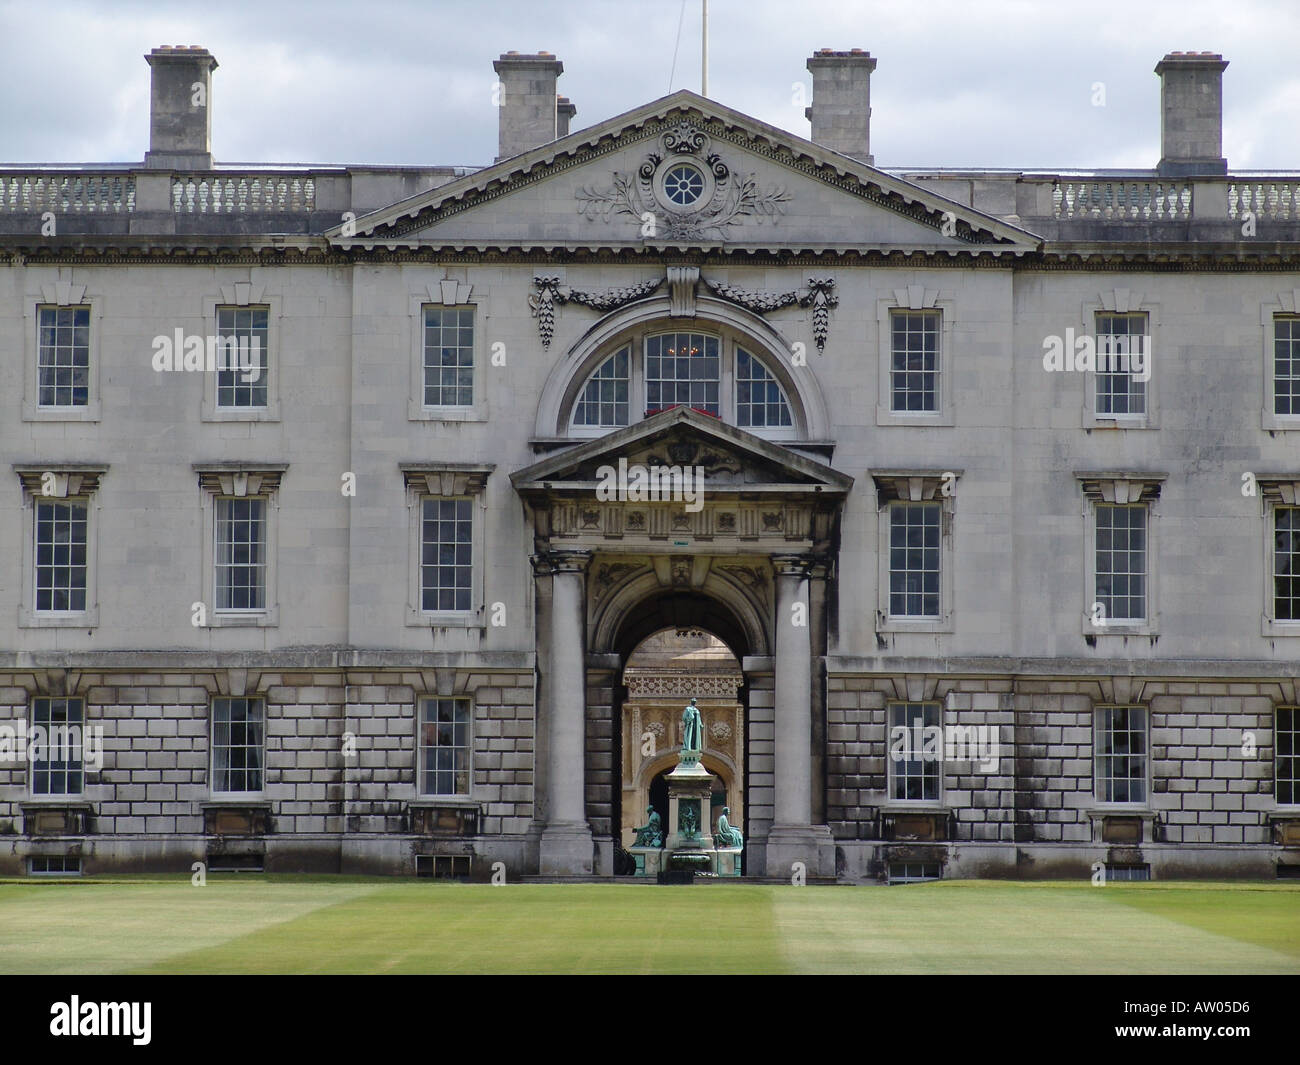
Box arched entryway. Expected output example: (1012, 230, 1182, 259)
(619, 628, 744, 850)
(511, 404, 855, 877)
(587, 585, 763, 872)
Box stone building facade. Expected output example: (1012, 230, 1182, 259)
(1, 44, 1298, 881)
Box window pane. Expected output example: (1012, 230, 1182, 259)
(1095, 505, 1146, 620)
(31, 697, 85, 796)
(424, 306, 474, 407)
(215, 498, 266, 610)
(1095, 706, 1148, 803)
(421, 497, 473, 612)
(1276, 508, 1300, 621)
(644, 333, 719, 415)
(1095, 313, 1148, 416)
(212, 698, 265, 793)
(573, 346, 630, 427)
(420, 698, 471, 796)
(735, 348, 793, 428)
(37, 306, 90, 407)
(1278, 707, 1299, 805)
(888, 702, 941, 801)
(34, 501, 88, 612)
(889, 310, 939, 413)
(214, 306, 270, 409)
(1275, 316, 1300, 416)
(888, 503, 941, 617)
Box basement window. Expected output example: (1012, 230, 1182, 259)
(417, 855, 471, 880)
(1105, 863, 1151, 882)
(887, 861, 941, 884)
(28, 855, 82, 877)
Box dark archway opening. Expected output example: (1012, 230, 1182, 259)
(607, 589, 753, 875)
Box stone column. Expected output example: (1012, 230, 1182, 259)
(539, 549, 594, 875)
(765, 555, 827, 877)
(773, 556, 812, 828)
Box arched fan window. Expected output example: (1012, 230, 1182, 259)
(735, 347, 793, 428)
(572, 345, 630, 427)
(568, 329, 796, 437)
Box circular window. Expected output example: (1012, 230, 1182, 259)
(662, 163, 705, 207)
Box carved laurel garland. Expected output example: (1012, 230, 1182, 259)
(703, 275, 838, 352)
(529, 275, 665, 349)
(801, 278, 837, 353)
(529, 269, 837, 353)
(702, 278, 799, 313)
(566, 278, 665, 312)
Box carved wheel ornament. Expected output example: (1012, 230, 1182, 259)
(576, 121, 790, 242)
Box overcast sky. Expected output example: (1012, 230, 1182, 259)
(2, 0, 1298, 171)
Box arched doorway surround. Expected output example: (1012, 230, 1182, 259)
(512, 404, 853, 878)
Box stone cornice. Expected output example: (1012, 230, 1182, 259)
(11, 242, 1300, 270)
(870, 470, 963, 506)
(399, 463, 494, 496)
(13, 464, 109, 496)
(1075, 472, 1167, 504)
(193, 462, 288, 497)
(1253, 476, 1300, 505)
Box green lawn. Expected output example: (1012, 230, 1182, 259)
(1, 877, 1297, 975)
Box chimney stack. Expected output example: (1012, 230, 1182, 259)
(492, 51, 564, 161)
(144, 45, 218, 169)
(1155, 52, 1229, 176)
(805, 49, 877, 165)
(556, 96, 577, 139)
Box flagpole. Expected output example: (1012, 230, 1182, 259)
(701, 0, 708, 96)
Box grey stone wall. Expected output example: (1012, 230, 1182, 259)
(825, 674, 1289, 854)
(0, 667, 534, 874)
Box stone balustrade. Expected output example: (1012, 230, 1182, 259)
(171, 173, 316, 213)
(0, 171, 136, 213)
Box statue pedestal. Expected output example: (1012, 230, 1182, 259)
(665, 757, 715, 872)
(629, 846, 664, 877)
(714, 847, 743, 877)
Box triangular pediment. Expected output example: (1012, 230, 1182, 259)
(511, 407, 854, 496)
(330, 92, 1038, 256)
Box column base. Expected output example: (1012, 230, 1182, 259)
(539, 822, 595, 876)
(763, 824, 835, 879)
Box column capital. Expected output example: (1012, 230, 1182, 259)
(549, 549, 593, 575)
(770, 553, 813, 578)
(530, 548, 593, 576)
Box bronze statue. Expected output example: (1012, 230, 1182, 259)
(632, 805, 663, 848)
(681, 697, 703, 756)
(715, 806, 743, 849)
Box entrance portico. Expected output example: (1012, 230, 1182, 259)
(512, 406, 852, 877)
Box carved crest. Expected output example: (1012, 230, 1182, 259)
(594, 561, 645, 601)
(576, 120, 790, 242)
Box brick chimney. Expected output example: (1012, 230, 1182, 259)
(805, 49, 877, 165)
(557, 96, 577, 138)
(492, 51, 564, 161)
(1155, 51, 1229, 176)
(144, 45, 218, 169)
